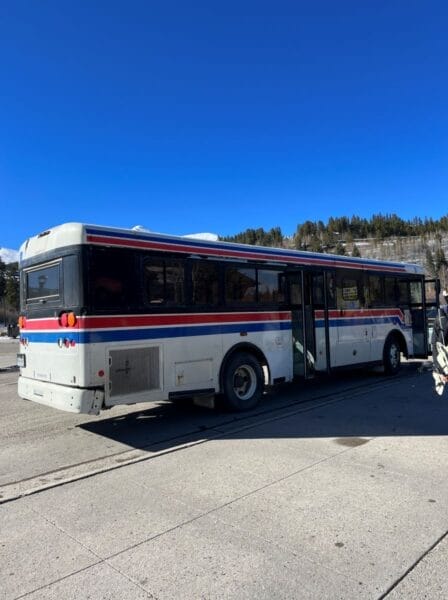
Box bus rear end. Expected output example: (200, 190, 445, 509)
(17, 225, 103, 414)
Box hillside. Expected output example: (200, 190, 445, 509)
(337, 235, 447, 270)
(221, 214, 448, 283)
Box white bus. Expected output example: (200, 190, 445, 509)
(17, 222, 430, 414)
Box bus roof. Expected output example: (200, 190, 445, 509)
(19, 222, 424, 275)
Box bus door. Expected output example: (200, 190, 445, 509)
(287, 271, 316, 378)
(424, 278, 439, 355)
(409, 278, 433, 357)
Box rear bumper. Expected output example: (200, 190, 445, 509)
(18, 376, 104, 415)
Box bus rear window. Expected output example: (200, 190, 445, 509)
(26, 263, 60, 301)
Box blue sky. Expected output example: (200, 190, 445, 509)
(1, 1, 447, 250)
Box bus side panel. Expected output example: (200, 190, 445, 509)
(99, 334, 221, 408)
(164, 332, 222, 394)
(221, 327, 293, 385)
(331, 310, 371, 367)
(370, 309, 413, 361)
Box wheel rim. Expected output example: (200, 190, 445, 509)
(389, 343, 400, 369)
(232, 364, 257, 400)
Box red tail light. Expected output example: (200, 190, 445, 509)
(59, 312, 77, 327)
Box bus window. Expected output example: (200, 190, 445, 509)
(384, 277, 396, 306)
(144, 259, 185, 306)
(289, 276, 302, 306)
(410, 280, 423, 305)
(192, 261, 219, 305)
(91, 249, 132, 309)
(225, 267, 256, 304)
(337, 271, 363, 309)
(26, 262, 60, 303)
(258, 270, 284, 304)
(312, 274, 325, 308)
(165, 262, 185, 305)
(368, 275, 384, 307)
(397, 280, 409, 304)
(326, 272, 336, 308)
(145, 260, 164, 304)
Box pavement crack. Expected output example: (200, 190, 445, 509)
(378, 528, 448, 599)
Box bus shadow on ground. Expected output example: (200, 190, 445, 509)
(78, 361, 448, 452)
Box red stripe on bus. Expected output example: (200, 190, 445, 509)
(20, 312, 291, 331)
(86, 234, 406, 273)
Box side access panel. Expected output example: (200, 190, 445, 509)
(106, 346, 162, 405)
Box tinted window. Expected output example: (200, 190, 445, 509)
(312, 274, 325, 308)
(368, 275, 384, 306)
(90, 248, 133, 309)
(192, 262, 219, 305)
(410, 280, 423, 304)
(336, 271, 364, 309)
(225, 267, 256, 304)
(326, 272, 336, 309)
(289, 275, 302, 306)
(144, 258, 185, 306)
(26, 263, 60, 301)
(384, 277, 396, 306)
(397, 280, 409, 304)
(258, 270, 284, 304)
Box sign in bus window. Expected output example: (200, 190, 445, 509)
(26, 264, 60, 301)
(339, 277, 361, 308)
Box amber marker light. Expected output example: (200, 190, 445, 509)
(67, 312, 77, 327)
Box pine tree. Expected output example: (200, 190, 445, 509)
(0, 258, 5, 299)
(4, 263, 19, 310)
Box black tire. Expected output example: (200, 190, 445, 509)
(222, 352, 264, 411)
(383, 335, 401, 375)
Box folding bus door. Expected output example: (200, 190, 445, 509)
(424, 278, 439, 356)
(287, 271, 316, 378)
(409, 278, 429, 358)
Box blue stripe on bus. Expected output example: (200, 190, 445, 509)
(23, 321, 291, 344)
(314, 316, 408, 328)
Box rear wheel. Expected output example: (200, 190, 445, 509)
(383, 336, 401, 375)
(222, 352, 264, 411)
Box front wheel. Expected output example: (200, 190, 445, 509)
(222, 353, 264, 411)
(383, 336, 401, 375)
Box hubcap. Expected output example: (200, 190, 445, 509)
(390, 343, 400, 368)
(233, 365, 257, 400)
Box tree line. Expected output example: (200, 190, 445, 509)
(221, 214, 448, 248)
(220, 213, 448, 281)
(0, 259, 19, 324)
